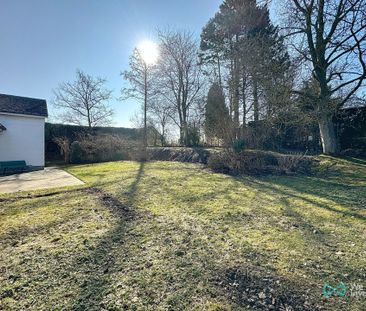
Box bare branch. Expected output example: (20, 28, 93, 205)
(53, 70, 113, 128)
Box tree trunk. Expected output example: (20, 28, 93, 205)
(64, 149, 70, 164)
(318, 115, 339, 155)
(87, 106, 92, 129)
(242, 73, 247, 138)
(217, 56, 222, 88)
(183, 121, 189, 146)
(161, 124, 165, 146)
(179, 127, 184, 145)
(253, 77, 259, 122)
(142, 65, 148, 160)
(233, 59, 240, 139)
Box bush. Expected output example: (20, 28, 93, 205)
(68, 134, 142, 163)
(207, 151, 232, 174)
(185, 126, 201, 147)
(277, 155, 315, 175)
(70, 141, 83, 164)
(208, 150, 269, 175)
(53, 137, 70, 163)
(45, 123, 141, 161)
(148, 147, 210, 164)
(232, 139, 245, 154)
(208, 150, 316, 176)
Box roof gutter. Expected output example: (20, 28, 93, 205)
(0, 112, 47, 119)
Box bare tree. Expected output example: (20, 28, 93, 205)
(156, 29, 203, 146)
(150, 99, 173, 146)
(129, 106, 163, 146)
(53, 70, 113, 128)
(284, 0, 366, 154)
(122, 48, 157, 153)
(53, 137, 70, 163)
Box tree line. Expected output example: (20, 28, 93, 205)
(53, 0, 366, 155)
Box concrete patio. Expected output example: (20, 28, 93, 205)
(0, 167, 84, 193)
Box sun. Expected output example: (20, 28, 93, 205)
(138, 40, 159, 65)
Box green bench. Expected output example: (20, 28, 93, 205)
(0, 161, 27, 175)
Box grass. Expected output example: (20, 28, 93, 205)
(0, 157, 365, 310)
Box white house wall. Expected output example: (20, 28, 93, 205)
(0, 113, 45, 166)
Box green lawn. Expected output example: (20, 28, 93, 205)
(0, 158, 365, 310)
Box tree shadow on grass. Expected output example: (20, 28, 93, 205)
(71, 162, 145, 310)
(68, 161, 363, 309)
(249, 178, 366, 222)
(232, 177, 365, 288)
(0, 191, 92, 246)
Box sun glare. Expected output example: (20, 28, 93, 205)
(138, 40, 159, 65)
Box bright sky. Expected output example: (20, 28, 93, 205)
(0, 0, 222, 127)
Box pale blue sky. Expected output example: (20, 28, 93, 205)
(0, 0, 222, 127)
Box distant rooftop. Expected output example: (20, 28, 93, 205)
(0, 93, 48, 117)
